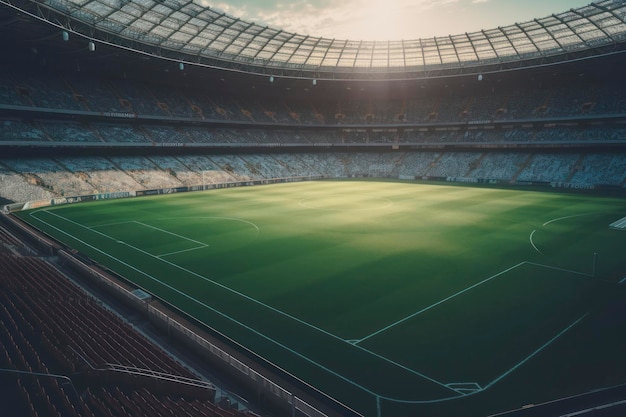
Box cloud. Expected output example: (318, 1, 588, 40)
(203, 1, 248, 18)
(237, 0, 462, 40)
(196, 0, 583, 40)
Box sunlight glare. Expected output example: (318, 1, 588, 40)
(351, 0, 411, 41)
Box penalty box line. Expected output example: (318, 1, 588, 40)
(354, 262, 527, 345)
(34, 209, 457, 395)
(27, 211, 386, 402)
(355, 260, 592, 346)
(91, 220, 209, 257)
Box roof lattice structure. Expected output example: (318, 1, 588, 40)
(3, 0, 626, 80)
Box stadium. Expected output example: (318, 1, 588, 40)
(1, 0, 626, 416)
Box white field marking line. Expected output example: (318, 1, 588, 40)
(36, 209, 456, 393)
(36, 210, 590, 404)
(207, 216, 261, 233)
(525, 261, 592, 278)
(27, 211, 385, 401)
(91, 220, 135, 228)
(92, 216, 261, 233)
(354, 343, 465, 395)
(91, 219, 208, 258)
(483, 312, 590, 391)
(132, 220, 208, 247)
(129, 221, 208, 257)
(446, 382, 482, 390)
(372, 313, 591, 405)
(157, 246, 208, 258)
(529, 229, 542, 255)
(542, 212, 597, 227)
(155, 217, 260, 258)
(355, 262, 527, 345)
(619, 277, 626, 285)
(532, 211, 606, 257)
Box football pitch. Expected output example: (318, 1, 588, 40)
(17, 180, 626, 416)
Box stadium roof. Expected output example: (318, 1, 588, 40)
(2, 0, 626, 80)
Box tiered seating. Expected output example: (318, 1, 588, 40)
(427, 152, 482, 177)
(65, 78, 125, 113)
(55, 157, 141, 194)
(569, 153, 626, 185)
(136, 156, 191, 187)
(0, 225, 22, 248)
(516, 154, 580, 183)
(467, 153, 529, 180)
(207, 155, 257, 181)
(109, 156, 183, 190)
(149, 84, 196, 119)
(95, 124, 149, 143)
(11, 71, 82, 111)
(0, 71, 24, 106)
(142, 126, 192, 144)
(2, 149, 626, 204)
(43, 122, 102, 143)
(299, 130, 333, 143)
(86, 386, 254, 417)
(7, 119, 624, 147)
(110, 80, 170, 117)
(288, 100, 327, 124)
(549, 82, 597, 117)
(2, 158, 96, 197)
(184, 127, 225, 143)
(341, 130, 368, 143)
(173, 156, 233, 184)
(0, 163, 56, 203)
(0, 253, 259, 417)
(297, 153, 347, 178)
(1, 256, 194, 377)
(2, 65, 626, 124)
(265, 154, 319, 178)
(0, 119, 49, 142)
(579, 127, 626, 142)
(273, 130, 311, 144)
(396, 152, 441, 178)
(535, 127, 582, 142)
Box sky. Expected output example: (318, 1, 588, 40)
(197, 0, 592, 41)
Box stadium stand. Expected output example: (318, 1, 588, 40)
(0, 235, 258, 417)
(2, 149, 626, 203)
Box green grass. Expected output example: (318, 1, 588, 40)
(17, 180, 626, 416)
